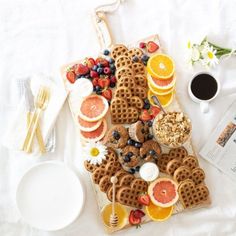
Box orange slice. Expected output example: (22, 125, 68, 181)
(148, 90, 174, 108)
(146, 201, 173, 222)
(147, 54, 175, 80)
(148, 74, 176, 90)
(148, 80, 174, 95)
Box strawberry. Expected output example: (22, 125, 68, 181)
(110, 75, 117, 84)
(139, 42, 146, 49)
(150, 106, 161, 118)
(102, 89, 112, 101)
(85, 57, 96, 69)
(147, 41, 159, 53)
(90, 70, 98, 78)
(66, 71, 76, 84)
(138, 193, 150, 206)
(74, 63, 89, 75)
(133, 209, 145, 219)
(92, 77, 99, 87)
(140, 109, 152, 121)
(96, 57, 109, 67)
(98, 78, 110, 88)
(129, 210, 141, 227)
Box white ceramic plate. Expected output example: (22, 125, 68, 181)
(16, 161, 84, 231)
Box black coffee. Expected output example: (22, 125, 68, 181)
(190, 73, 218, 100)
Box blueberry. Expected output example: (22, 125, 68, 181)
(127, 152, 133, 158)
(97, 63, 103, 68)
(95, 85, 101, 92)
(132, 56, 139, 62)
(147, 120, 153, 127)
(127, 139, 135, 146)
(108, 58, 115, 64)
(141, 154, 147, 159)
(103, 49, 110, 55)
(92, 65, 98, 71)
(110, 82, 116, 88)
(149, 149, 156, 156)
(147, 134, 154, 140)
(110, 64, 116, 70)
(124, 155, 131, 162)
(112, 130, 120, 140)
(143, 103, 150, 109)
(97, 67, 103, 74)
(96, 90, 102, 95)
(141, 54, 150, 62)
(144, 98, 150, 104)
(142, 60, 148, 66)
(134, 142, 142, 148)
(129, 168, 135, 174)
(135, 166, 140, 172)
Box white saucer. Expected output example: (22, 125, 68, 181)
(16, 161, 84, 231)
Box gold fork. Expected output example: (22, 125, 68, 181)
(22, 87, 50, 152)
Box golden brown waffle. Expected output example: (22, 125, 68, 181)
(166, 159, 182, 176)
(132, 62, 145, 75)
(84, 161, 98, 173)
(156, 153, 173, 173)
(114, 86, 133, 100)
(134, 74, 147, 87)
(169, 147, 188, 161)
(132, 86, 147, 100)
(110, 98, 139, 124)
(190, 167, 205, 185)
(115, 170, 128, 184)
(178, 179, 209, 209)
(106, 185, 121, 202)
(127, 96, 144, 110)
(119, 174, 135, 186)
(92, 166, 106, 184)
(115, 55, 132, 69)
(117, 75, 136, 89)
(128, 48, 143, 59)
(111, 44, 129, 59)
(182, 156, 199, 170)
(140, 140, 162, 162)
(173, 166, 191, 183)
(105, 161, 121, 176)
(115, 67, 134, 80)
(117, 178, 148, 208)
(99, 175, 111, 192)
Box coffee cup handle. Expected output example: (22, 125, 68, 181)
(200, 101, 209, 113)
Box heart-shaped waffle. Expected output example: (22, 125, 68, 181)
(111, 44, 129, 59)
(178, 179, 209, 209)
(169, 147, 188, 160)
(117, 75, 136, 89)
(132, 86, 147, 99)
(117, 178, 148, 208)
(115, 55, 132, 69)
(134, 74, 147, 87)
(115, 67, 134, 80)
(99, 175, 111, 192)
(132, 62, 145, 75)
(114, 86, 133, 100)
(127, 96, 144, 110)
(156, 153, 174, 173)
(128, 48, 143, 59)
(166, 159, 182, 176)
(110, 98, 139, 124)
(182, 155, 199, 170)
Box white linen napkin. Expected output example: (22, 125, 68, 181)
(3, 74, 68, 156)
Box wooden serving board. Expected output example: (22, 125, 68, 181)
(61, 35, 211, 234)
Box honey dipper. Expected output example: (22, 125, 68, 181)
(110, 176, 118, 228)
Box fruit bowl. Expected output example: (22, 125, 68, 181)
(152, 111, 192, 148)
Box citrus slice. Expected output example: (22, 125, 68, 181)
(148, 178, 179, 208)
(78, 95, 109, 122)
(80, 119, 107, 142)
(148, 80, 174, 95)
(77, 117, 102, 132)
(148, 90, 174, 108)
(146, 201, 173, 221)
(147, 54, 175, 80)
(148, 74, 176, 90)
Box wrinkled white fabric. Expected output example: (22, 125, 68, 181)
(0, 0, 236, 235)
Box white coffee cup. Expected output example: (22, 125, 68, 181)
(188, 72, 220, 113)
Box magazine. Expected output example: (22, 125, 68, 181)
(200, 99, 236, 181)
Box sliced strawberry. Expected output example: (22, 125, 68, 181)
(102, 89, 112, 101)
(129, 210, 141, 226)
(98, 78, 110, 88)
(95, 57, 109, 67)
(74, 63, 89, 76)
(139, 42, 146, 49)
(138, 193, 150, 206)
(90, 70, 98, 78)
(133, 209, 145, 219)
(86, 57, 96, 69)
(66, 71, 76, 83)
(92, 77, 99, 87)
(147, 41, 159, 53)
(150, 106, 161, 118)
(140, 109, 152, 121)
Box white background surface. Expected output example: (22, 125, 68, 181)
(1, 0, 236, 235)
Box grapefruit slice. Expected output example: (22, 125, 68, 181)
(80, 119, 107, 142)
(148, 80, 174, 95)
(146, 201, 173, 221)
(78, 95, 109, 122)
(148, 74, 176, 90)
(148, 90, 174, 108)
(77, 117, 102, 132)
(147, 54, 175, 80)
(148, 178, 179, 208)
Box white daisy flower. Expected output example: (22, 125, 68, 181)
(187, 40, 200, 65)
(201, 45, 219, 67)
(83, 141, 107, 165)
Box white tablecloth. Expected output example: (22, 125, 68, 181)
(1, 0, 236, 235)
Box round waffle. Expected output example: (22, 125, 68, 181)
(191, 167, 205, 185)
(173, 166, 191, 183)
(134, 74, 147, 87)
(128, 48, 143, 59)
(166, 159, 182, 176)
(182, 155, 199, 170)
(115, 55, 132, 69)
(114, 86, 133, 100)
(115, 67, 134, 81)
(111, 44, 129, 59)
(127, 96, 144, 110)
(117, 75, 136, 90)
(132, 86, 147, 99)
(132, 62, 145, 75)
(169, 147, 188, 161)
